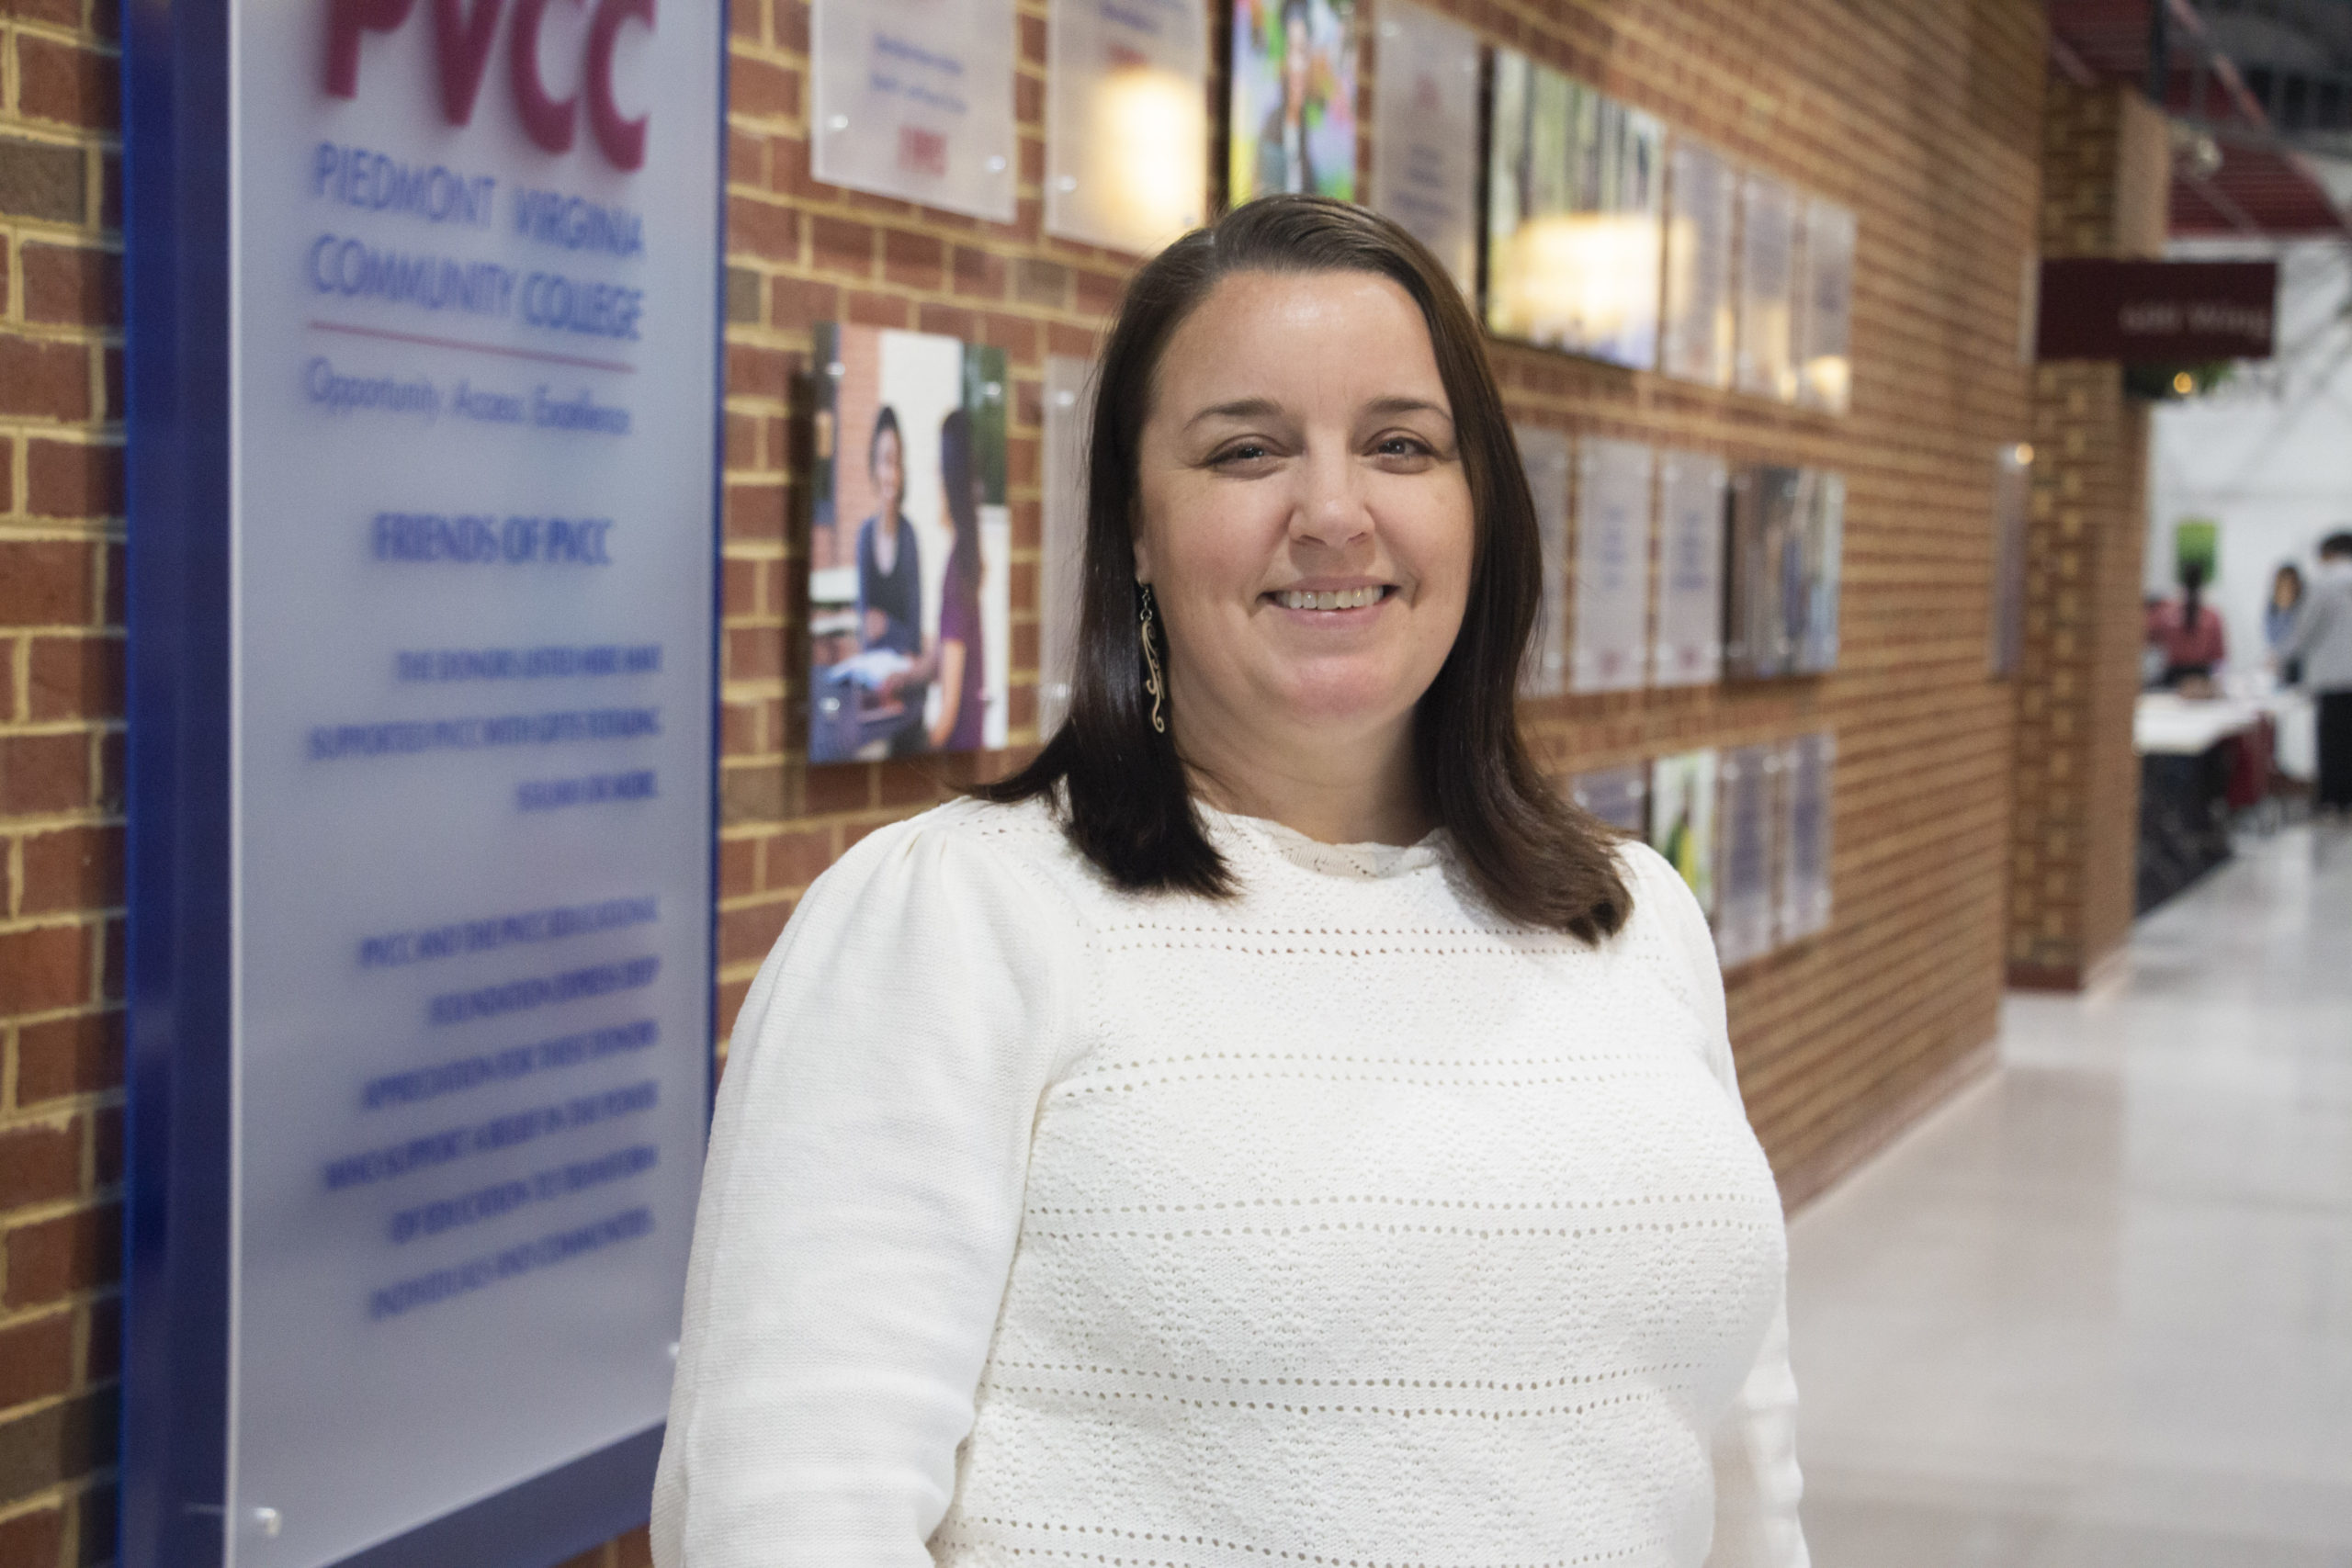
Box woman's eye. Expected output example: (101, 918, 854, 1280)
(1214, 442, 1273, 466)
(1375, 435, 1432, 458)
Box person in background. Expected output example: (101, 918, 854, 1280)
(927, 407, 987, 751)
(2150, 558, 2227, 689)
(2266, 561, 2306, 687)
(1257, 0, 1319, 195)
(855, 407, 922, 658)
(2279, 531, 2352, 817)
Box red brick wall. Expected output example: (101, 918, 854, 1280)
(0, 1, 2046, 1560)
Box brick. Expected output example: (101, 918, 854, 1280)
(20, 825, 122, 918)
(718, 897, 792, 964)
(770, 275, 838, 333)
(0, 1387, 116, 1506)
(17, 35, 119, 130)
(0, 1506, 62, 1568)
(0, 134, 85, 225)
(1014, 257, 1069, 309)
(20, 243, 119, 327)
(0, 541, 97, 626)
(2, 1203, 119, 1310)
(844, 288, 908, 328)
(724, 480, 786, 542)
(726, 625, 783, 681)
(809, 215, 876, 277)
(730, 55, 799, 119)
(883, 229, 945, 291)
(718, 836, 757, 898)
(0, 732, 91, 815)
(616, 1523, 655, 1568)
(14, 1013, 122, 1105)
(761, 827, 833, 889)
(728, 194, 797, 261)
(715, 976, 753, 1043)
(26, 439, 124, 519)
(84, 1293, 120, 1383)
(0, 924, 93, 1014)
(0, 340, 94, 422)
(0, 1121, 82, 1210)
(28, 636, 123, 722)
(951, 245, 1006, 300)
(916, 302, 978, 341)
(773, 0, 808, 51)
(725, 265, 763, 324)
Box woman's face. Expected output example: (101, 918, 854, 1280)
(872, 425, 904, 515)
(1134, 269, 1474, 750)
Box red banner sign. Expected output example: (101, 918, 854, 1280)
(2036, 258, 2278, 362)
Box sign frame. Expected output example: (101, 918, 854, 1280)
(120, 6, 728, 1566)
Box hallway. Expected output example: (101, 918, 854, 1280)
(1789, 826, 2352, 1566)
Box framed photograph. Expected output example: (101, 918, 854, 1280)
(1514, 423, 1573, 697)
(1652, 449, 1726, 686)
(1047, 0, 1209, 254)
(1736, 170, 1797, 400)
(1487, 50, 1665, 369)
(1648, 749, 1719, 918)
(1040, 355, 1094, 735)
(1778, 731, 1835, 942)
(1713, 743, 1777, 968)
(1571, 762, 1649, 837)
(1229, 0, 1361, 203)
(810, 0, 1018, 221)
(810, 323, 1011, 762)
(1724, 464, 1802, 679)
(1570, 437, 1654, 693)
(1370, 0, 1482, 295)
(1793, 470, 1846, 674)
(1796, 197, 1856, 413)
(1661, 138, 1736, 388)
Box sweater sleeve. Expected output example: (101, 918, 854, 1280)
(650, 811, 1082, 1568)
(1620, 845, 1811, 1568)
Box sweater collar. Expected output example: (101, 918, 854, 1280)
(1197, 803, 1446, 880)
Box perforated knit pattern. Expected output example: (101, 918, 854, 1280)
(652, 797, 1808, 1568)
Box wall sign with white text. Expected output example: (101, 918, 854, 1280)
(124, 5, 723, 1567)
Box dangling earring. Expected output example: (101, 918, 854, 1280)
(1137, 583, 1167, 735)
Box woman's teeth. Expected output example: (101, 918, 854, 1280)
(1278, 586, 1384, 611)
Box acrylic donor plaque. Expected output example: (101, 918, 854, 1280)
(1571, 763, 1649, 837)
(1229, 0, 1361, 203)
(1648, 750, 1719, 917)
(1778, 731, 1835, 942)
(1660, 138, 1735, 388)
(809, 323, 1012, 762)
(1369, 0, 1482, 296)
(1039, 355, 1094, 734)
(1796, 197, 1856, 414)
(1653, 450, 1727, 686)
(1990, 443, 2031, 678)
(1570, 437, 1654, 693)
(1794, 470, 1846, 674)
(811, 0, 1018, 221)
(1514, 423, 1573, 697)
(1046, 0, 1208, 254)
(1487, 51, 1664, 369)
(1736, 171, 1797, 400)
(1713, 744, 1777, 968)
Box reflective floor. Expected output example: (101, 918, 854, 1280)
(1789, 823, 2352, 1568)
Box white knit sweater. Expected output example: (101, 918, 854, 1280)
(652, 796, 1807, 1568)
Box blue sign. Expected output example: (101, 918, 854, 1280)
(123, 4, 723, 1565)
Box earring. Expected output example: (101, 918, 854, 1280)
(1137, 583, 1167, 735)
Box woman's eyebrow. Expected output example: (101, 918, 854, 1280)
(1362, 396, 1453, 422)
(1184, 396, 1285, 430)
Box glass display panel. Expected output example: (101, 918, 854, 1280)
(1796, 197, 1856, 413)
(1713, 744, 1777, 968)
(1229, 0, 1362, 202)
(1487, 49, 1664, 369)
(1653, 450, 1727, 686)
(1793, 470, 1846, 674)
(811, 0, 1018, 221)
(1040, 355, 1094, 735)
(1736, 171, 1797, 400)
(1661, 138, 1736, 388)
(1778, 731, 1835, 942)
(1046, 0, 1209, 254)
(1571, 437, 1655, 693)
(1514, 423, 1573, 697)
(1369, 0, 1481, 296)
(1648, 750, 1719, 918)
(1990, 444, 2030, 677)
(809, 324, 1012, 761)
(1724, 464, 1801, 678)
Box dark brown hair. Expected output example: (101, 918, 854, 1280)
(979, 196, 1631, 941)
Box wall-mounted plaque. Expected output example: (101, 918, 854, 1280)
(1725, 465, 1800, 679)
(810, 324, 1012, 761)
(1370, 0, 1482, 295)
(1778, 731, 1835, 942)
(1713, 745, 1778, 968)
(1793, 470, 1846, 673)
(1487, 50, 1664, 369)
(1649, 749, 1719, 917)
(1796, 197, 1856, 413)
(812, 0, 1018, 221)
(1514, 423, 1573, 697)
(1571, 762, 1650, 836)
(1653, 450, 1727, 685)
(1040, 355, 1094, 734)
(1736, 171, 1797, 400)
(1229, 0, 1361, 202)
(1990, 443, 2031, 678)
(1661, 138, 1736, 388)
(1047, 0, 1209, 254)
(1571, 437, 1654, 693)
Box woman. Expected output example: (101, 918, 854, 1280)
(927, 407, 988, 751)
(2150, 558, 2227, 688)
(2266, 561, 2305, 686)
(854, 407, 922, 659)
(654, 197, 1806, 1568)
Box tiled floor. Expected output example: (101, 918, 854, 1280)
(1787, 823, 2352, 1567)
